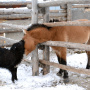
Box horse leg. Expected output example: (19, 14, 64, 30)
(86, 51, 90, 69)
(56, 47, 69, 83)
(56, 55, 64, 76)
(86, 38, 90, 69)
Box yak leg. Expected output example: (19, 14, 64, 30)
(9, 67, 18, 83)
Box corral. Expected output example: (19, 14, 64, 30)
(0, 0, 90, 90)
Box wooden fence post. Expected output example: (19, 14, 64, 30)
(31, 0, 39, 76)
(32, 0, 38, 24)
(43, 46, 50, 75)
(67, 4, 72, 21)
(32, 46, 39, 76)
(43, 7, 49, 23)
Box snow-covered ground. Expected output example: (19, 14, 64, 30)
(0, 50, 89, 90)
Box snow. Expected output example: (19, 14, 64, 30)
(0, 50, 88, 90)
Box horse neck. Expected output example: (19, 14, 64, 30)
(49, 27, 57, 40)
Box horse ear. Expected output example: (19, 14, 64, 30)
(23, 29, 27, 34)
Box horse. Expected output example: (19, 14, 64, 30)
(23, 23, 90, 83)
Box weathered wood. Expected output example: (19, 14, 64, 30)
(0, 8, 32, 15)
(38, 0, 90, 8)
(50, 12, 66, 17)
(0, 14, 32, 20)
(0, 23, 28, 30)
(60, 4, 67, 9)
(27, 4, 32, 9)
(43, 46, 50, 75)
(50, 10, 66, 13)
(0, 13, 66, 20)
(0, 29, 22, 33)
(41, 41, 90, 51)
(72, 4, 90, 8)
(0, 5, 26, 8)
(32, 46, 39, 76)
(0, 21, 90, 33)
(43, 7, 49, 23)
(67, 4, 72, 21)
(0, 36, 18, 47)
(39, 60, 90, 75)
(0, 1, 31, 6)
(44, 20, 90, 26)
(32, 0, 38, 24)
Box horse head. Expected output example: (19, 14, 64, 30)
(23, 24, 52, 55)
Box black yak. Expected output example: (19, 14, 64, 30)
(0, 40, 25, 83)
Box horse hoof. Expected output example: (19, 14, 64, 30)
(64, 78, 69, 83)
(57, 72, 62, 76)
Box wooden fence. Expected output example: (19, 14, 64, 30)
(31, 0, 90, 77)
(1, 1, 90, 20)
(0, 0, 90, 78)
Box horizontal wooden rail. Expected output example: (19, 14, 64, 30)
(0, 13, 65, 20)
(0, 1, 31, 6)
(38, 0, 90, 7)
(72, 4, 90, 8)
(44, 21, 90, 26)
(0, 23, 28, 30)
(0, 8, 32, 15)
(41, 41, 90, 51)
(0, 29, 22, 33)
(0, 5, 26, 8)
(0, 21, 90, 34)
(0, 14, 32, 20)
(0, 36, 18, 47)
(39, 60, 90, 75)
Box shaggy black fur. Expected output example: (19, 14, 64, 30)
(27, 23, 52, 31)
(0, 40, 25, 83)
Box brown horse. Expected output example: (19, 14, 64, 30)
(23, 23, 90, 83)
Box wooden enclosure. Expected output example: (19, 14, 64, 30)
(0, 0, 90, 77)
(31, 0, 90, 76)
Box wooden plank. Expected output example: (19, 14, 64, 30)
(50, 12, 66, 17)
(0, 8, 32, 15)
(0, 23, 28, 30)
(0, 14, 32, 20)
(67, 4, 72, 21)
(32, 0, 38, 24)
(0, 21, 90, 33)
(27, 4, 32, 9)
(0, 13, 66, 20)
(39, 60, 90, 75)
(0, 36, 18, 47)
(41, 41, 90, 51)
(38, 0, 90, 8)
(44, 20, 90, 26)
(0, 1, 31, 6)
(50, 10, 66, 13)
(72, 4, 90, 8)
(0, 29, 22, 33)
(32, 46, 39, 76)
(0, 5, 26, 8)
(43, 7, 49, 23)
(60, 4, 67, 9)
(43, 46, 50, 75)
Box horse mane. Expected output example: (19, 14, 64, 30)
(27, 23, 52, 31)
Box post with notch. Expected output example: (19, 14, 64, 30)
(32, 0, 39, 76)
